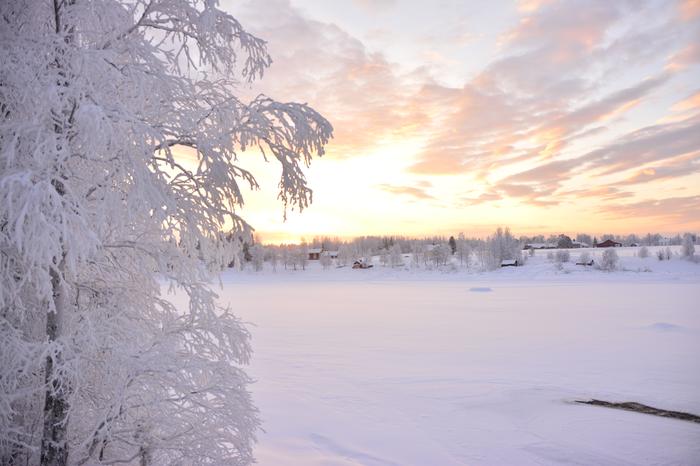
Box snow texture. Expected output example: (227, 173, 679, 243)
(170, 246, 700, 465)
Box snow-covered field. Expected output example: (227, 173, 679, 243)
(180, 247, 700, 465)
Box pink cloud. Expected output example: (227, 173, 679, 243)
(231, 0, 700, 221)
(679, 0, 700, 21)
(377, 184, 435, 200)
(599, 195, 700, 226)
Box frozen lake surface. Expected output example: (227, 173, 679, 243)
(177, 250, 700, 465)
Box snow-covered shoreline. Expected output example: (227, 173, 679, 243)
(220, 245, 700, 285)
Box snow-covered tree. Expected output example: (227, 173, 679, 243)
(556, 235, 573, 249)
(483, 227, 521, 270)
(295, 244, 309, 271)
(599, 249, 619, 271)
(681, 233, 696, 259)
(576, 233, 592, 247)
(389, 244, 403, 268)
(337, 244, 353, 267)
(578, 251, 592, 264)
(456, 233, 471, 268)
(0, 1, 331, 464)
(638, 246, 649, 258)
(410, 242, 424, 269)
(554, 250, 570, 264)
(657, 247, 672, 261)
(266, 248, 279, 272)
(249, 244, 265, 272)
(379, 248, 389, 267)
(319, 251, 332, 269)
(430, 243, 451, 268)
(448, 236, 457, 255)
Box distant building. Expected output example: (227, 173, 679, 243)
(308, 247, 322, 260)
(500, 259, 521, 267)
(571, 241, 590, 248)
(352, 258, 373, 269)
(523, 243, 556, 250)
(596, 239, 622, 248)
(322, 250, 338, 259)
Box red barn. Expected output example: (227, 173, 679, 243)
(597, 239, 622, 248)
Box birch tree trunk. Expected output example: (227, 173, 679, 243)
(41, 256, 68, 466)
(41, 1, 73, 460)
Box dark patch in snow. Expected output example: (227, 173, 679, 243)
(469, 287, 493, 292)
(648, 322, 683, 331)
(575, 399, 700, 424)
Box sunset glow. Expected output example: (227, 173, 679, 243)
(222, 0, 700, 242)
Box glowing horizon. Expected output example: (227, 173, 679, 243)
(218, 0, 700, 243)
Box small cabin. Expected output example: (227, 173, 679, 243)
(500, 259, 520, 267)
(307, 248, 322, 260)
(324, 250, 339, 259)
(596, 239, 622, 248)
(352, 259, 373, 269)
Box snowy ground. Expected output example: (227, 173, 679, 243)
(179, 247, 700, 465)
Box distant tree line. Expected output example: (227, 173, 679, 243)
(229, 229, 698, 273)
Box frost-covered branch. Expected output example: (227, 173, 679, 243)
(0, 0, 331, 464)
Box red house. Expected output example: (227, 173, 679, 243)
(596, 239, 622, 248)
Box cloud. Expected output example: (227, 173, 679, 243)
(672, 89, 700, 112)
(516, 0, 556, 13)
(409, 0, 682, 179)
(583, 113, 700, 174)
(679, 0, 700, 21)
(377, 184, 434, 200)
(501, 0, 623, 53)
(233, 0, 428, 157)
(461, 191, 502, 206)
(230, 0, 700, 233)
(494, 112, 700, 197)
(599, 195, 700, 225)
(618, 152, 700, 185)
(667, 41, 700, 71)
(557, 186, 634, 201)
(352, 0, 396, 11)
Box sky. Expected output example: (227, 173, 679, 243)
(213, 0, 700, 243)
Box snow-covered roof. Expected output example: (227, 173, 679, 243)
(308, 248, 322, 254)
(501, 259, 518, 265)
(525, 242, 556, 248)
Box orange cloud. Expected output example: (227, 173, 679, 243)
(501, 1, 618, 54)
(377, 184, 435, 200)
(600, 195, 700, 226)
(599, 99, 642, 121)
(619, 152, 700, 185)
(672, 90, 700, 112)
(558, 186, 633, 201)
(532, 127, 566, 158)
(232, 0, 700, 238)
(679, 0, 700, 21)
(516, 0, 556, 13)
(666, 41, 700, 71)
